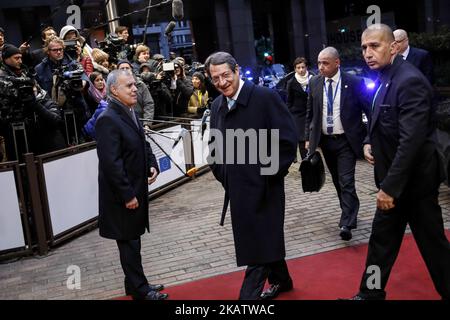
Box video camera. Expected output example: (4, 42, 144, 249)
(188, 62, 206, 76)
(0, 76, 35, 121)
(53, 62, 84, 95)
(96, 33, 138, 64)
(140, 61, 175, 89)
(0, 76, 35, 103)
(63, 39, 78, 60)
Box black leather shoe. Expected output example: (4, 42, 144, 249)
(260, 281, 293, 300)
(339, 226, 352, 241)
(144, 290, 168, 300)
(125, 282, 164, 296)
(148, 284, 164, 292)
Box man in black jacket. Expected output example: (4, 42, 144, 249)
(95, 69, 168, 300)
(393, 29, 433, 84)
(305, 47, 371, 241)
(348, 23, 450, 300)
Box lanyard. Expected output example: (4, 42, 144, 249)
(371, 83, 383, 111)
(324, 76, 341, 114)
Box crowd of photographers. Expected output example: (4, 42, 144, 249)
(0, 25, 218, 162)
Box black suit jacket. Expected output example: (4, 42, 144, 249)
(367, 55, 443, 200)
(406, 46, 433, 84)
(96, 99, 158, 240)
(305, 71, 371, 157)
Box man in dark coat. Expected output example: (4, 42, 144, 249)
(205, 52, 298, 300)
(305, 47, 371, 241)
(393, 29, 433, 84)
(95, 69, 168, 300)
(348, 24, 450, 300)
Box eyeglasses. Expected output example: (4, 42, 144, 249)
(395, 38, 407, 43)
(211, 71, 234, 85)
(49, 48, 63, 52)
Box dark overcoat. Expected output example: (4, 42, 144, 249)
(305, 71, 371, 158)
(209, 81, 297, 266)
(286, 77, 309, 141)
(406, 46, 433, 85)
(95, 99, 158, 240)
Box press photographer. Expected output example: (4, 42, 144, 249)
(96, 32, 137, 66)
(138, 60, 173, 119)
(0, 44, 66, 161)
(35, 36, 90, 145)
(170, 59, 193, 117)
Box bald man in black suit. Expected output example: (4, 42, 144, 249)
(348, 24, 450, 300)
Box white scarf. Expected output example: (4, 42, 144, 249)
(295, 71, 310, 91)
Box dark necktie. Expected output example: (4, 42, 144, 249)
(327, 79, 334, 134)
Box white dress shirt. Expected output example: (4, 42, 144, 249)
(322, 69, 344, 135)
(227, 79, 245, 110)
(401, 46, 410, 60)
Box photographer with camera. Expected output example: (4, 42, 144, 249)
(97, 32, 137, 67)
(0, 44, 66, 161)
(60, 25, 93, 60)
(170, 59, 193, 117)
(35, 36, 90, 145)
(138, 59, 173, 119)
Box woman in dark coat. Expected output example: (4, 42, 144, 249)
(286, 57, 313, 160)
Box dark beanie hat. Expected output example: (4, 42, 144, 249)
(0, 27, 4, 35)
(2, 44, 21, 60)
(116, 59, 132, 69)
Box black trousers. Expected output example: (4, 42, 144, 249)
(239, 259, 292, 300)
(358, 192, 450, 299)
(116, 238, 150, 297)
(320, 134, 359, 229)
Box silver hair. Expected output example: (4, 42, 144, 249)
(106, 69, 133, 97)
(319, 47, 340, 59)
(205, 51, 238, 76)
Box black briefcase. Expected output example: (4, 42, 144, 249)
(299, 151, 326, 192)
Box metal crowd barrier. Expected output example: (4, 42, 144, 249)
(0, 116, 211, 260)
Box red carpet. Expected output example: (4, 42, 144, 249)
(119, 231, 450, 300)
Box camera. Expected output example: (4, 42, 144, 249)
(63, 39, 78, 60)
(163, 62, 175, 72)
(0, 76, 35, 123)
(96, 33, 138, 64)
(54, 62, 84, 95)
(188, 62, 205, 76)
